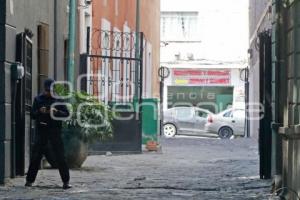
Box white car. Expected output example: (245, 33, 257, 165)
(205, 108, 245, 139)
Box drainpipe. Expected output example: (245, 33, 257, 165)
(245, 67, 250, 138)
(135, 0, 140, 99)
(54, 0, 57, 79)
(67, 0, 77, 87)
(274, 0, 286, 197)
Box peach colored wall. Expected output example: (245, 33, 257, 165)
(92, 0, 136, 30)
(141, 0, 160, 98)
(91, 0, 160, 98)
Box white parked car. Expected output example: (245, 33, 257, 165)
(205, 108, 245, 139)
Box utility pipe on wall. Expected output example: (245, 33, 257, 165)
(135, 0, 141, 98)
(54, 0, 57, 79)
(67, 0, 77, 87)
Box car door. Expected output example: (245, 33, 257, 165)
(174, 107, 195, 134)
(222, 109, 234, 124)
(194, 109, 209, 133)
(232, 110, 245, 135)
(163, 108, 175, 123)
(217, 109, 236, 131)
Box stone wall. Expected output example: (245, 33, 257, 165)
(248, 0, 272, 138)
(0, 0, 68, 184)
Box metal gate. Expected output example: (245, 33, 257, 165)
(259, 31, 272, 179)
(80, 29, 144, 153)
(13, 32, 33, 176)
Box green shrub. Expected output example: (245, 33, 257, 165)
(54, 84, 114, 143)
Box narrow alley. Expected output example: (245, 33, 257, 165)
(0, 137, 271, 200)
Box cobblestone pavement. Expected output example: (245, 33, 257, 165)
(0, 136, 272, 200)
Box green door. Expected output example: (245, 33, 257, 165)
(216, 94, 233, 113)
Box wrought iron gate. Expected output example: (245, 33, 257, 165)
(259, 31, 272, 179)
(80, 29, 145, 153)
(14, 32, 33, 176)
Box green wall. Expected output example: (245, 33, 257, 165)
(168, 86, 234, 113)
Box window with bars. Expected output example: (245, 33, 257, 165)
(161, 11, 199, 41)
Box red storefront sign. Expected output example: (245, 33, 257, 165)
(173, 69, 230, 76)
(189, 78, 230, 84)
(173, 69, 231, 85)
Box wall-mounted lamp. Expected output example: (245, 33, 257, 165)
(25, 28, 34, 38)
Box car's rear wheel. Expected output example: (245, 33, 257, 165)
(218, 127, 233, 139)
(163, 124, 177, 138)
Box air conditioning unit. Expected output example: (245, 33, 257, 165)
(187, 53, 194, 60)
(174, 53, 181, 61)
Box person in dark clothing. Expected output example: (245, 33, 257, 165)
(25, 78, 72, 189)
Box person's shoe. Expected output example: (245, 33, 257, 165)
(25, 182, 33, 187)
(63, 182, 72, 190)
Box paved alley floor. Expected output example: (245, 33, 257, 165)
(0, 137, 272, 200)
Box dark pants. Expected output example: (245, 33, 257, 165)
(26, 127, 70, 183)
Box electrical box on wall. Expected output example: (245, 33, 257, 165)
(11, 62, 24, 81)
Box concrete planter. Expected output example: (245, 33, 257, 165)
(62, 128, 88, 168)
(45, 128, 88, 169)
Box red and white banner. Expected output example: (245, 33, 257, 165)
(173, 69, 231, 85)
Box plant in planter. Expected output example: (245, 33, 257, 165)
(46, 85, 114, 168)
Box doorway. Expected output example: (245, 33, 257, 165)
(14, 32, 33, 176)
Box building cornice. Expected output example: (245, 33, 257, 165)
(249, 0, 272, 45)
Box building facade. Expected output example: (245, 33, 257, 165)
(250, 0, 300, 198)
(161, 0, 248, 113)
(0, 0, 70, 184)
(88, 0, 160, 103)
(273, 0, 300, 199)
(164, 66, 246, 113)
(248, 0, 276, 183)
(78, 0, 92, 55)
(248, 0, 272, 139)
